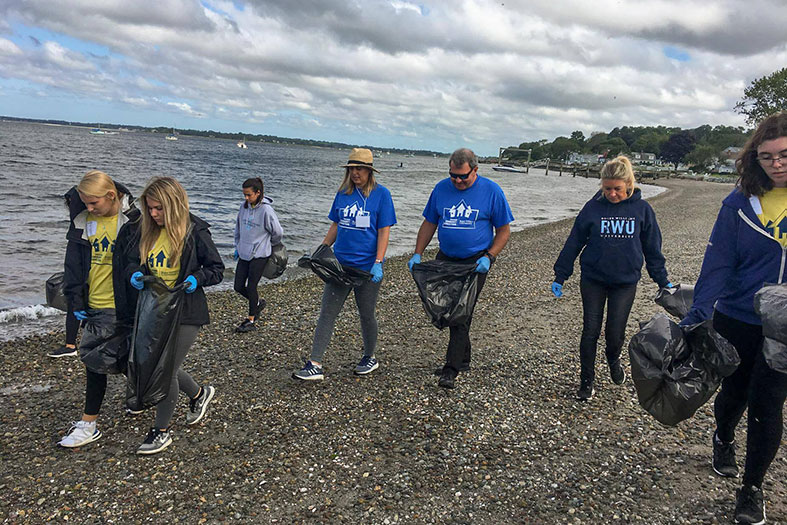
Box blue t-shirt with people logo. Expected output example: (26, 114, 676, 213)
(329, 184, 397, 270)
(423, 176, 513, 259)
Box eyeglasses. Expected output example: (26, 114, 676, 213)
(756, 149, 787, 164)
(449, 168, 474, 180)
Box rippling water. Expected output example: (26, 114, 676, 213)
(0, 119, 663, 340)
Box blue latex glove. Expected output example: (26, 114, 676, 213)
(666, 282, 674, 288)
(551, 282, 563, 298)
(130, 271, 144, 290)
(371, 262, 383, 283)
(408, 253, 421, 272)
(232, 249, 239, 261)
(73, 310, 88, 320)
(184, 275, 198, 293)
(475, 256, 491, 273)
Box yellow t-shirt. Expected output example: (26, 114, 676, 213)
(147, 228, 181, 287)
(757, 187, 787, 248)
(87, 213, 118, 309)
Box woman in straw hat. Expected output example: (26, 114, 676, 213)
(293, 148, 397, 381)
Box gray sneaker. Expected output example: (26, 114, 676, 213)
(292, 361, 324, 381)
(186, 385, 216, 425)
(354, 355, 379, 375)
(136, 428, 172, 455)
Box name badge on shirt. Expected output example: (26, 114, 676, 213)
(355, 211, 370, 229)
(86, 221, 98, 237)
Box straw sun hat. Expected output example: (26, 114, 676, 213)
(342, 148, 380, 173)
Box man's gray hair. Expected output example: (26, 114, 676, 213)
(449, 148, 478, 170)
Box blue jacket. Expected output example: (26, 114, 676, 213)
(683, 188, 787, 326)
(553, 188, 669, 287)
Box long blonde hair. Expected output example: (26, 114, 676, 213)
(138, 177, 190, 266)
(77, 170, 121, 200)
(600, 156, 637, 196)
(339, 167, 377, 197)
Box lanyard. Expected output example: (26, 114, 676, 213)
(355, 187, 368, 212)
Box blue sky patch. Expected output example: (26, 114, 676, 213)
(663, 46, 690, 62)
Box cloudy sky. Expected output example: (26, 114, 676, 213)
(1, 0, 785, 155)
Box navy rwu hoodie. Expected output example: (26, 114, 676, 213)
(553, 188, 668, 287)
(683, 188, 787, 326)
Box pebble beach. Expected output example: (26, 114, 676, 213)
(1, 178, 785, 524)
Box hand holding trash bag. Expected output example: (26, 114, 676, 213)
(371, 262, 383, 283)
(551, 282, 563, 298)
(408, 253, 421, 272)
(130, 271, 144, 290)
(475, 255, 491, 274)
(184, 275, 197, 293)
(74, 310, 88, 320)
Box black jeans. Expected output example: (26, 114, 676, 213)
(234, 257, 269, 317)
(713, 310, 787, 488)
(578, 277, 637, 383)
(436, 250, 488, 374)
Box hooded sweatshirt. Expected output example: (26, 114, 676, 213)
(234, 195, 283, 260)
(683, 188, 787, 326)
(553, 188, 668, 288)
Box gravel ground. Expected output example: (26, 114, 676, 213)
(1, 178, 785, 524)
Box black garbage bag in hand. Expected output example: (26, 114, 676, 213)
(628, 313, 740, 426)
(297, 244, 371, 287)
(654, 284, 694, 319)
(79, 310, 131, 375)
(126, 276, 186, 411)
(411, 260, 480, 330)
(262, 243, 289, 279)
(754, 284, 787, 374)
(45, 272, 68, 312)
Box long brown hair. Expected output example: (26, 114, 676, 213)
(736, 112, 787, 197)
(339, 167, 377, 197)
(138, 177, 190, 266)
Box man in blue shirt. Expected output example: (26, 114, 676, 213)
(409, 148, 513, 389)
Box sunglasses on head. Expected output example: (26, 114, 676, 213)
(449, 168, 474, 180)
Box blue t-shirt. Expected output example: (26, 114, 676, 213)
(423, 176, 513, 259)
(329, 184, 397, 270)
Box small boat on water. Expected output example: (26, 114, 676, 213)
(165, 128, 178, 141)
(237, 137, 248, 149)
(90, 127, 106, 135)
(492, 165, 527, 173)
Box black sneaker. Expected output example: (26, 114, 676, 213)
(48, 345, 77, 358)
(609, 360, 626, 385)
(438, 368, 457, 389)
(235, 319, 256, 333)
(734, 485, 765, 524)
(576, 379, 594, 400)
(712, 431, 739, 478)
(433, 363, 470, 376)
(136, 428, 172, 455)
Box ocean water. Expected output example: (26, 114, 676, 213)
(0, 120, 663, 340)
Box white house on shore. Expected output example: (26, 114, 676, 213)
(631, 152, 658, 164)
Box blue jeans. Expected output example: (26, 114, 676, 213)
(578, 277, 637, 383)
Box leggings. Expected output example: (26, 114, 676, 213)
(310, 278, 382, 363)
(578, 277, 637, 382)
(154, 324, 201, 429)
(713, 310, 787, 488)
(234, 257, 268, 317)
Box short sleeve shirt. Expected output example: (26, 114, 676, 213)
(423, 176, 514, 258)
(86, 213, 118, 309)
(147, 228, 181, 287)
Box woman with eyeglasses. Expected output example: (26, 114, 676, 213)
(292, 148, 396, 381)
(552, 155, 671, 401)
(680, 112, 787, 525)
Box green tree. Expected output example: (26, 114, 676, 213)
(570, 130, 586, 147)
(550, 136, 581, 160)
(735, 67, 787, 125)
(660, 131, 696, 170)
(685, 144, 718, 172)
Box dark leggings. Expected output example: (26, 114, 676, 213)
(234, 257, 268, 317)
(65, 306, 80, 346)
(85, 369, 107, 416)
(578, 277, 637, 382)
(713, 310, 787, 488)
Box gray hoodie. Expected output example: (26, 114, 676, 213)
(234, 195, 284, 260)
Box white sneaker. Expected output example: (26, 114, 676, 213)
(58, 420, 102, 448)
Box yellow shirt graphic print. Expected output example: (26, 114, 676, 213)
(148, 229, 181, 287)
(757, 188, 787, 248)
(87, 213, 118, 309)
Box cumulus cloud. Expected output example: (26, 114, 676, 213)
(0, 0, 785, 152)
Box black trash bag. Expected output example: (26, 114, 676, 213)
(126, 276, 186, 411)
(297, 244, 371, 287)
(762, 338, 787, 375)
(79, 310, 131, 375)
(754, 283, 787, 344)
(411, 260, 480, 330)
(628, 313, 740, 426)
(262, 242, 288, 279)
(45, 272, 68, 312)
(654, 284, 694, 319)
